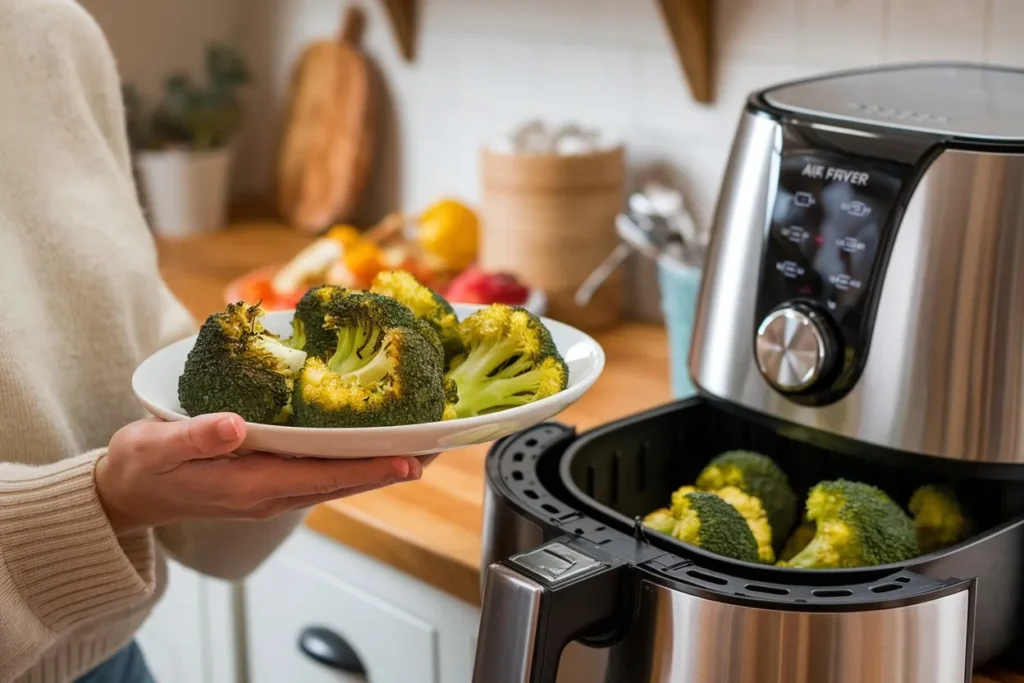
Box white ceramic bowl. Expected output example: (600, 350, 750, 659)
(131, 304, 604, 458)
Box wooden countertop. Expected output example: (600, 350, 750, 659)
(156, 221, 1022, 683)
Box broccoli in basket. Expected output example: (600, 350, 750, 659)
(443, 305, 568, 419)
(291, 292, 447, 428)
(370, 270, 465, 367)
(178, 301, 308, 425)
(908, 484, 970, 554)
(713, 486, 776, 564)
(644, 491, 761, 564)
(696, 450, 799, 549)
(664, 484, 774, 563)
(642, 508, 678, 536)
(776, 479, 919, 569)
(778, 518, 817, 563)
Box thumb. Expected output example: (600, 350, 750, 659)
(135, 413, 248, 463)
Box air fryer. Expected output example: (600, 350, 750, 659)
(471, 63, 1024, 683)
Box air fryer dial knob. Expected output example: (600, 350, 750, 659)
(755, 305, 835, 393)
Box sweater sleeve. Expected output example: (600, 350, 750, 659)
(0, 450, 155, 681)
(155, 512, 307, 582)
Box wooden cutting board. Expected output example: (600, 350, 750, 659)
(276, 5, 376, 233)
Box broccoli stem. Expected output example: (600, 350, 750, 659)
(450, 337, 523, 381)
(287, 318, 307, 350)
(253, 336, 307, 375)
(323, 325, 395, 388)
(346, 344, 394, 386)
(454, 367, 550, 416)
(782, 534, 826, 568)
(329, 325, 382, 374)
(782, 522, 848, 569)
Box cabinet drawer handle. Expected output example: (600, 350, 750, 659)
(297, 626, 366, 675)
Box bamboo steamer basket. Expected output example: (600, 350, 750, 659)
(479, 145, 625, 332)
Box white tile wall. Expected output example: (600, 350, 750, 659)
(80, 0, 245, 101)
(83, 0, 1024, 319)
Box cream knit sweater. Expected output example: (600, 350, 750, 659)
(0, 2, 304, 681)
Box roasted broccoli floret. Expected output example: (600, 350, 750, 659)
(295, 286, 445, 365)
(666, 483, 774, 563)
(292, 284, 351, 360)
(291, 293, 447, 428)
(714, 486, 775, 564)
(776, 480, 919, 569)
(370, 270, 465, 366)
(178, 302, 308, 424)
(443, 305, 568, 418)
(778, 519, 816, 563)
(669, 485, 698, 510)
(642, 508, 677, 535)
(695, 450, 798, 549)
(669, 491, 761, 563)
(442, 378, 460, 421)
(908, 484, 970, 554)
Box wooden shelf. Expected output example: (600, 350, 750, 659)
(374, 0, 714, 103)
(378, 0, 416, 62)
(656, 0, 714, 103)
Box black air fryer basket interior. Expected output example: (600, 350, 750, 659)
(519, 396, 1024, 665)
(483, 396, 1024, 666)
(556, 397, 1024, 583)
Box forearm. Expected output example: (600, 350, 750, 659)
(155, 510, 306, 582)
(0, 451, 155, 682)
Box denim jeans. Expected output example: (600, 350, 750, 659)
(74, 641, 154, 683)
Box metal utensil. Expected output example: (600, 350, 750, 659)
(575, 184, 702, 307)
(574, 212, 684, 307)
(574, 242, 634, 307)
(638, 181, 703, 255)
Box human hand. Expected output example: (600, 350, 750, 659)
(95, 413, 424, 536)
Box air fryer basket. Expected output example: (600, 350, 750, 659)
(556, 397, 1024, 665)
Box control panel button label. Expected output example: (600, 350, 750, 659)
(776, 261, 806, 278)
(793, 191, 816, 208)
(837, 236, 866, 252)
(800, 163, 870, 186)
(841, 200, 872, 217)
(780, 225, 808, 243)
(828, 273, 862, 290)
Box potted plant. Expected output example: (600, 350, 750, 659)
(123, 43, 251, 237)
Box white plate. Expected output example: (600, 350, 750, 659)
(446, 288, 547, 317)
(131, 304, 605, 458)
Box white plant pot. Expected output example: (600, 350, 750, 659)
(136, 147, 233, 238)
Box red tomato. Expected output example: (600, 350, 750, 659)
(276, 289, 305, 310)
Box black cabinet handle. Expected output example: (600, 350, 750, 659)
(297, 626, 366, 675)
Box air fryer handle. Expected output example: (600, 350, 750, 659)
(471, 536, 627, 683)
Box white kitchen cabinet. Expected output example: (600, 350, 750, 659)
(243, 528, 480, 683)
(135, 559, 241, 683)
(244, 551, 437, 682)
(134, 527, 608, 683)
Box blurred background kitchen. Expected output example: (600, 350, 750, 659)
(89, 0, 1022, 323)
(74, 1, 1023, 681)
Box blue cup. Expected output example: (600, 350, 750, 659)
(657, 260, 703, 399)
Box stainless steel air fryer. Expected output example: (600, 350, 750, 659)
(470, 63, 1024, 683)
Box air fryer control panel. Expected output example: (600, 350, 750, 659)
(753, 122, 923, 404)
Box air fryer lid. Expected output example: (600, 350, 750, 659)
(758, 63, 1024, 141)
